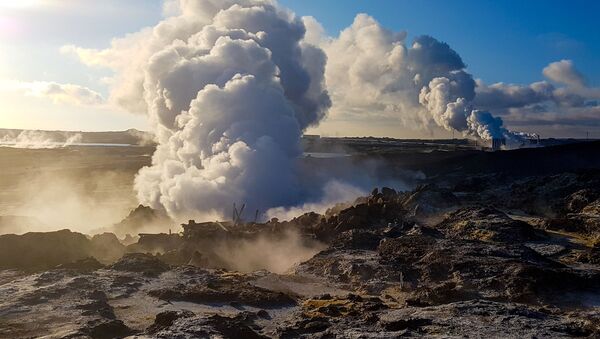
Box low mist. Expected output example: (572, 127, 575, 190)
(0, 171, 136, 235)
(0, 130, 83, 149)
(208, 229, 326, 274)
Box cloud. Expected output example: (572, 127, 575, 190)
(0, 80, 104, 106)
(505, 105, 600, 127)
(543, 59, 586, 87)
(64, 1, 600, 144)
(474, 80, 555, 111)
(311, 13, 600, 141)
(468, 60, 600, 136)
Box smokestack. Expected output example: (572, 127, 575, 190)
(491, 138, 506, 151)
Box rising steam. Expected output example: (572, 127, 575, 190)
(0, 130, 82, 149)
(69, 1, 331, 220)
(309, 14, 533, 144)
(66, 1, 556, 222)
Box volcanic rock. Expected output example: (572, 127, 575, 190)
(90, 232, 126, 263)
(109, 253, 169, 276)
(148, 313, 266, 338)
(400, 184, 460, 217)
(149, 279, 296, 308)
(565, 189, 600, 213)
(111, 204, 171, 236)
(435, 207, 540, 243)
(146, 310, 195, 334)
(55, 257, 105, 272)
(0, 229, 92, 271)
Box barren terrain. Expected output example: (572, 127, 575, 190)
(0, 140, 599, 338)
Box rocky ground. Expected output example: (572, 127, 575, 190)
(1, 145, 600, 338)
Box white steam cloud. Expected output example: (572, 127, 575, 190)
(419, 77, 526, 141)
(0, 130, 83, 149)
(310, 14, 599, 140)
(66, 1, 598, 221)
(307, 14, 532, 142)
(68, 0, 331, 220)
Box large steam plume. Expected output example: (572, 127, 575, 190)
(69, 0, 331, 220)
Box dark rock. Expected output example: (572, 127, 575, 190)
(565, 189, 599, 213)
(256, 309, 271, 319)
(55, 257, 105, 272)
(524, 243, 567, 257)
(331, 229, 383, 250)
(400, 184, 460, 217)
(146, 310, 195, 334)
(0, 230, 92, 271)
(86, 320, 134, 339)
(77, 290, 114, 319)
(436, 207, 540, 243)
(149, 279, 296, 308)
(381, 317, 432, 331)
(90, 233, 125, 263)
(109, 253, 169, 276)
(111, 205, 171, 237)
(150, 313, 266, 338)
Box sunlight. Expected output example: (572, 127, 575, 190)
(0, 0, 44, 9)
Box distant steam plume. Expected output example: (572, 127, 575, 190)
(308, 14, 533, 143)
(419, 77, 531, 141)
(0, 130, 82, 149)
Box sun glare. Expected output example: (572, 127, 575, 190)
(0, 0, 44, 9)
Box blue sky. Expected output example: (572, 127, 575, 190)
(0, 0, 598, 136)
(282, 0, 600, 86)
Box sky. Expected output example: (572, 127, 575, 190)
(0, 0, 598, 138)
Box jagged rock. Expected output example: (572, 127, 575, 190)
(111, 205, 171, 237)
(146, 310, 195, 334)
(128, 233, 183, 253)
(524, 243, 567, 257)
(543, 214, 600, 237)
(576, 245, 600, 265)
(55, 257, 105, 272)
(149, 281, 296, 308)
(504, 171, 600, 217)
(582, 199, 600, 216)
(2, 166, 600, 338)
(436, 207, 539, 243)
(565, 189, 599, 213)
(400, 184, 460, 217)
(0, 230, 128, 272)
(331, 229, 383, 250)
(378, 300, 598, 338)
(149, 313, 266, 338)
(0, 230, 92, 271)
(379, 234, 598, 305)
(90, 232, 126, 263)
(109, 253, 169, 276)
(84, 319, 134, 339)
